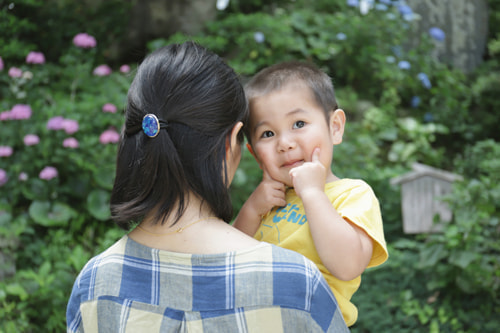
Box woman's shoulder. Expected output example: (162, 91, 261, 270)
(76, 236, 129, 277)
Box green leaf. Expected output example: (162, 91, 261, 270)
(69, 245, 90, 270)
(21, 179, 49, 200)
(87, 190, 111, 221)
(449, 251, 477, 269)
(38, 261, 52, 277)
(0, 210, 12, 227)
(29, 201, 76, 227)
(418, 243, 447, 268)
(93, 165, 115, 190)
(5, 283, 29, 301)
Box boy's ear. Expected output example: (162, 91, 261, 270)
(246, 143, 256, 159)
(246, 143, 263, 170)
(329, 109, 346, 145)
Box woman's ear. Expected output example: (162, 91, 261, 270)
(227, 121, 244, 154)
(329, 109, 346, 145)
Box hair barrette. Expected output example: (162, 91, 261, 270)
(142, 114, 167, 138)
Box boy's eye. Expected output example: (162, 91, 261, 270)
(293, 120, 305, 129)
(261, 130, 274, 138)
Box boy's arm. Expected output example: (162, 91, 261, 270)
(233, 170, 286, 236)
(290, 149, 373, 281)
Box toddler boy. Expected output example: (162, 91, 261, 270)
(233, 61, 388, 326)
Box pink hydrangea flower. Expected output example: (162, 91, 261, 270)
(73, 33, 97, 48)
(8, 67, 22, 78)
(26, 51, 46, 64)
(62, 119, 79, 134)
(10, 104, 32, 120)
(120, 64, 130, 73)
(0, 169, 8, 186)
(93, 64, 112, 76)
(0, 110, 11, 121)
(0, 146, 13, 157)
(102, 103, 117, 113)
(0, 56, 4, 71)
(99, 128, 120, 144)
(39, 166, 58, 180)
(19, 172, 28, 181)
(47, 116, 65, 130)
(63, 137, 79, 148)
(24, 134, 40, 146)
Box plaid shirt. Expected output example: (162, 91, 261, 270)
(67, 236, 349, 332)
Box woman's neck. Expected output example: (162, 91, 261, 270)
(128, 194, 260, 254)
(141, 194, 217, 231)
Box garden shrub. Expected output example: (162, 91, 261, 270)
(419, 140, 500, 296)
(0, 32, 131, 332)
(0, 0, 130, 65)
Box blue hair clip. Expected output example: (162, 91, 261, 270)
(142, 114, 167, 138)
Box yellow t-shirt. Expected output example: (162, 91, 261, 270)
(254, 179, 388, 326)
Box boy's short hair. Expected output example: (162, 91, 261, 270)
(244, 61, 338, 141)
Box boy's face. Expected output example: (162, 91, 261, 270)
(248, 84, 345, 187)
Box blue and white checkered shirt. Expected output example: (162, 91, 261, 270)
(67, 236, 349, 332)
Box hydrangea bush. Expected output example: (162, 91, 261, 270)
(0, 33, 131, 331)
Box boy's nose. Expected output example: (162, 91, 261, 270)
(277, 135, 296, 152)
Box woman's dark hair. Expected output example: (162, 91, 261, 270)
(110, 41, 248, 230)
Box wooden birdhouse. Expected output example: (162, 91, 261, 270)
(390, 163, 463, 234)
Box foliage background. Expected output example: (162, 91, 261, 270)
(0, 0, 499, 331)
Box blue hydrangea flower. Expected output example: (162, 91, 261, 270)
(398, 4, 414, 20)
(375, 3, 388, 11)
(386, 12, 397, 20)
(429, 27, 445, 41)
(411, 96, 421, 108)
(424, 112, 434, 122)
(398, 60, 411, 69)
(216, 0, 229, 10)
(386, 56, 396, 63)
(417, 72, 432, 89)
(336, 32, 347, 41)
(253, 31, 265, 43)
(378, 0, 392, 5)
(397, 4, 412, 15)
(392, 46, 402, 57)
(347, 0, 359, 7)
(359, 0, 374, 15)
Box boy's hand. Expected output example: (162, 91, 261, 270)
(289, 148, 326, 198)
(248, 168, 287, 217)
(233, 167, 286, 236)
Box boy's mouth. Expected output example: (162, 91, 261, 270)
(281, 159, 304, 168)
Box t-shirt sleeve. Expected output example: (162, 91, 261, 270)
(332, 181, 388, 268)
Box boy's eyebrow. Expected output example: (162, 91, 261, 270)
(252, 108, 307, 135)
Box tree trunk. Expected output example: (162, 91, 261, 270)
(407, 0, 489, 73)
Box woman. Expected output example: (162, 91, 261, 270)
(66, 41, 348, 332)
